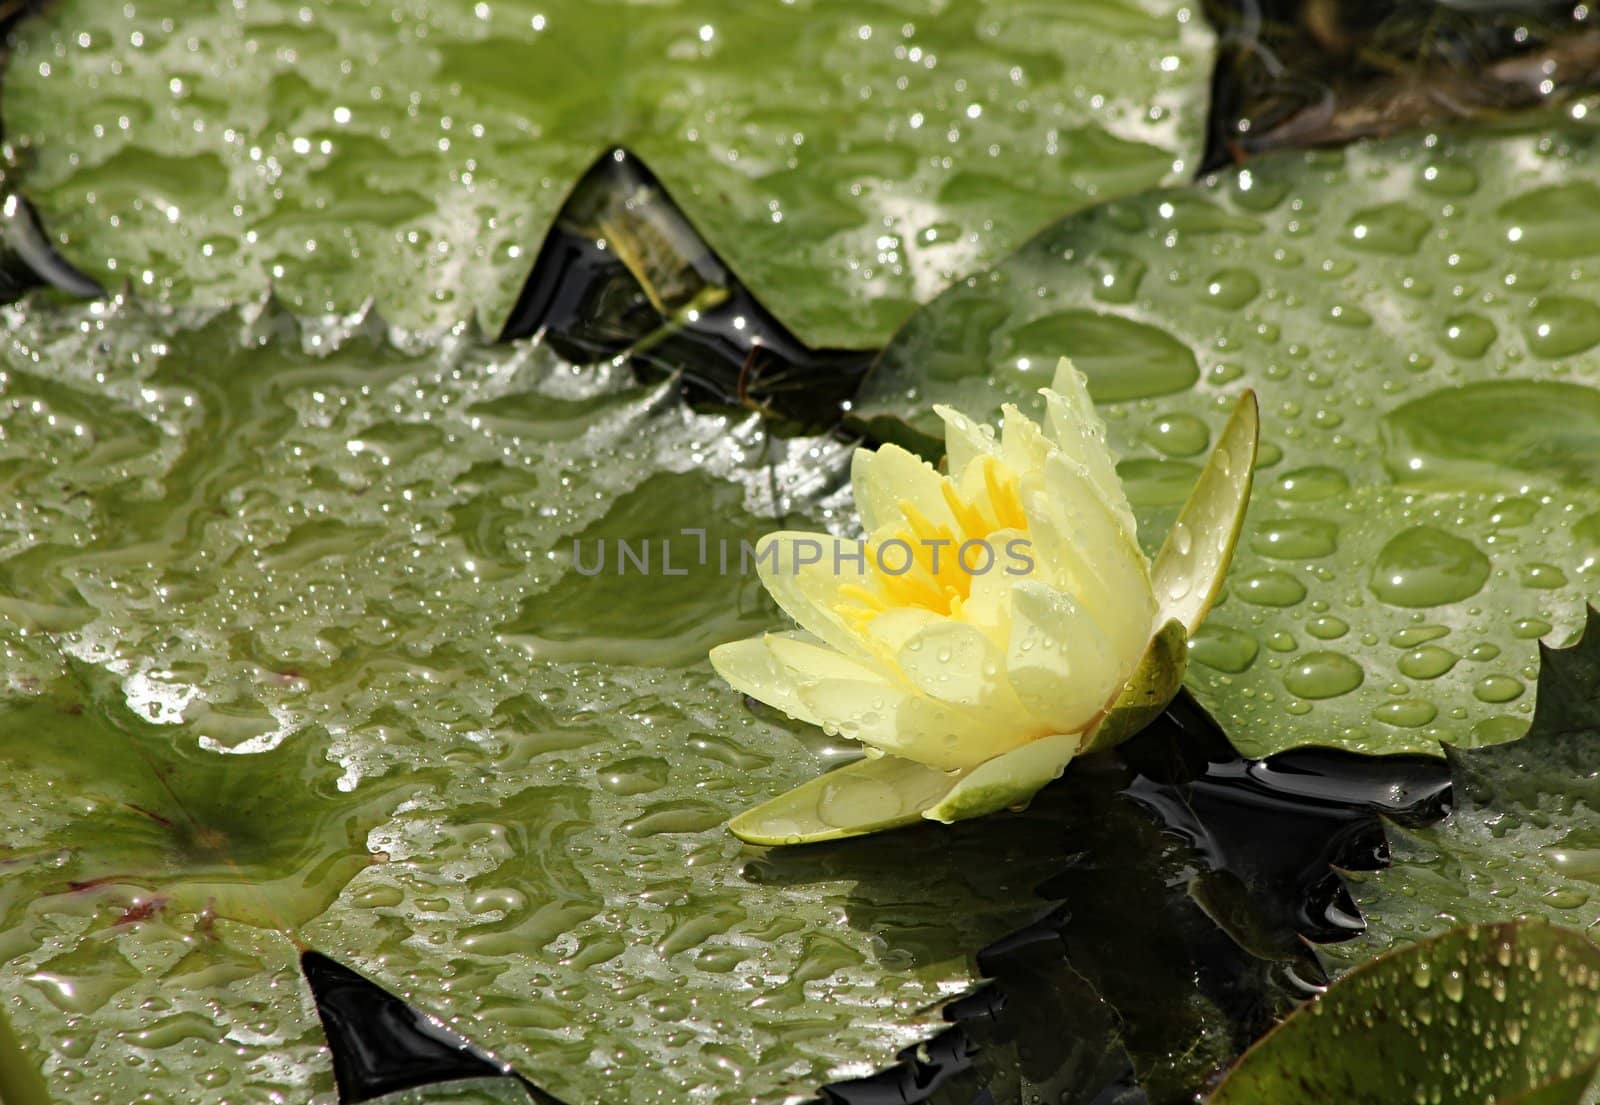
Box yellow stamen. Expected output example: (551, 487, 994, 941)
(832, 458, 1035, 627)
(984, 457, 1028, 531)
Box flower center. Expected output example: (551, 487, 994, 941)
(836, 455, 1029, 628)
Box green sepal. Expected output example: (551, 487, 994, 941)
(1080, 618, 1189, 754)
(920, 731, 1081, 825)
(1150, 390, 1258, 635)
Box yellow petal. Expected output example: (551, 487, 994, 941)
(921, 731, 1082, 824)
(1004, 580, 1126, 734)
(894, 619, 1032, 729)
(1026, 453, 1155, 661)
(728, 754, 964, 845)
(754, 532, 874, 659)
(1150, 391, 1259, 635)
(707, 633, 821, 727)
(1042, 357, 1138, 540)
(764, 633, 992, 770)
(850, 443, 957, 537)
(933, 403, 998, 480)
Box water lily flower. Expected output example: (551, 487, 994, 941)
(710, 357, 1258, 844)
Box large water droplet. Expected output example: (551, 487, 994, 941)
(1283, 651, 1364, 699)
(1140, 412, 1210, 457)
(1271, 466, 1349, 502)
(1381, 380, 1600, 490)
(1370, 527, 1490, 608)
(1398, 645, 1459, 680)
(1250, 518, 1338, 559)
(1201, 268, 1260, 309)
(1525, 295, 1600, 358)
(1006, 310, 1198, 401)
(1234, 570, 1307, 607)
(1188, 623, 1259, 673)
(1342, 202, 1430, 254)
(1440, 313, 1496, 358)
(1499, 181, 1600, 258)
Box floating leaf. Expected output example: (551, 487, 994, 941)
(1326, 607, 1600, 971)
(1209, 920, 1600, 1105)
(0, 297, 1095, 1104)
(856, 125, 1600, 757)
(3, 0, 1211, 342)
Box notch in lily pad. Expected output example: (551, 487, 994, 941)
(498, 147, 873, 431)
(301, 951, 567, 1105)
(711, 359, 1259, 844)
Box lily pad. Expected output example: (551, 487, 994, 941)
(3, 0, 1211, 343)
(0, 297, 1068, 1103)
(856, 125, 1600, 757)
(1210, 919, 1600, 1105)
(1325, 607, 1600, 972)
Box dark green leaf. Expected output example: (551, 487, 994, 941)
(1210, 920, 1600, 1105)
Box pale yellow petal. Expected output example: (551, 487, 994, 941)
(1004, 580, 1126, 734)
(708, 634, 821, 726)
(1026, 452, 1156, 660)
(850, 443, 958, 537)
(934, 403, 998, 480)
(998, 402, 1053, 483)
(727, 754, 964, 845)
(754, 531, 875, 659)
(894, 619, 1028, 720)
(1042, 357, 1137, 539)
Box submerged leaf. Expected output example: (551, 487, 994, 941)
(856, 125, 1600, 757)
(1210, 920, 1600, 1105)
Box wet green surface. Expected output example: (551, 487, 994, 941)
(0, 299, 1072, 1104)
(857, 125, 1600, 758)
(1326, 610, 1600, 973)
(1213, 920, 1600, 1105)
(3, 0, 1211, 345)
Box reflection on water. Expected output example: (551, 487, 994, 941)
(808, 693, 1449, 1105)
(499, 148, 875, 432)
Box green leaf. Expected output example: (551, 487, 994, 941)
(0, 998, 54, 1105)
(1209, 920, 1600, 1105)
(856, 125, 1600, 757)
(4, 0, 1212, 343)
(0, 298, 1056, 1104)
(1324, 607, 1600, 973)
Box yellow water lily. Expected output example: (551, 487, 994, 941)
(710, 357, 1258, 844)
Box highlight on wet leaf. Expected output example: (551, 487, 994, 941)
(710, 357, 1258, 843)
(1209, 919, 1600, 1105)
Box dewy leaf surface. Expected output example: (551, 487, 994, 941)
(856, 124, 1600, 758)
(1325, 608, 1600, 973)
(2, 0, 1211, 344)
(1210, 920, 1600, 1105)
(0, 298, 1063, 1104)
